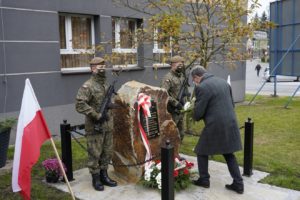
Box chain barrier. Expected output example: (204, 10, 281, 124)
(185, 126, 245, 137)
(68, 130, 160, 167)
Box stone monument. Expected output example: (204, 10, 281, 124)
(112, 81, 180, 183)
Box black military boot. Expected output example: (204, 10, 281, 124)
(100, 170, 117, 187)
(225, 182, 244, 194)
(92, 173, 104, 191)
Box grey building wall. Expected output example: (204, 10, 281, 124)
(0, 0, 246, 144)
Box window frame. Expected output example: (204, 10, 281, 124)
(153, 28, 172, 68)
(112, 17, 138, 54)
(111, 17, 139, 69)
(59, 13, 95, 72)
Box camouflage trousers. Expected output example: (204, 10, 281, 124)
(171, 112, 184, 141)
(86, 129, 113, 174)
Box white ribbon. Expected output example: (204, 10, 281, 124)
(137, 93, 152, 168)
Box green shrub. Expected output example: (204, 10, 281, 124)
(0, 118, 17, 132)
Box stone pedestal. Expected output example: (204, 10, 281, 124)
(112, 81, 180, 183)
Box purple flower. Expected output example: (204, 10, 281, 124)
(42, 158, 67, 176)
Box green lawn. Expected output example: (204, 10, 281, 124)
(0, 95, 299, 199)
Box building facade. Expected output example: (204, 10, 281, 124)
(0, 0, 246, 142)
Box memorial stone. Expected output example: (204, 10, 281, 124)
(112, 81, 180, 182)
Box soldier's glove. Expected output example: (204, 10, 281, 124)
(185, 92, 191, 98)
(99, 113, 110, 122)
(176, 102, 183, 110)
(90, 111, 102, 121)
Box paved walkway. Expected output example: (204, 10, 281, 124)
(246, 59, 300, 96)
(48, 155, 300, 200)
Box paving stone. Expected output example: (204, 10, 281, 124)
(47, 155, 300, 200)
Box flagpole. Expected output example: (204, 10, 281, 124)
(49, 138, 76, 200)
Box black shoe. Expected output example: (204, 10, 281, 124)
(225, 183, 244, 194)
(100, 170, 117, 187)
(92, 173, 104, 191)
(193, 178, 210, 188)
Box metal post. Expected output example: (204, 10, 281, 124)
(60, 120, 74, 181)
(273, 75, 278, 97)
(243, 118, 254, 177)
(161, 140, 174, 200)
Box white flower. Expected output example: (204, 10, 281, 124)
(145, 161, 155, 171)
(156, 162, 161, 170)
(156, 172, 161, 189)
(144, 168, 153, 181)
(158, 183, 162, 189)
(144, 172, 151, 181)
(183, 102, 191, 110)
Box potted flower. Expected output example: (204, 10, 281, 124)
(141, 157, 194, 191)
(42, 158, 67, 183)
(0, 118, 17, 168)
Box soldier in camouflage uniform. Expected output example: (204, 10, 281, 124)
(161, 55, 187, 141)
(75, 57, 117, 191)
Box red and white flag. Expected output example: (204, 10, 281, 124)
(12, 79, 51, 200)
(137, 93, 152, 168)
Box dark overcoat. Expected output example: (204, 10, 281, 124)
(193, 73, 242, 155)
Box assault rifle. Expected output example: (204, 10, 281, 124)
(176, 58, 197, 106)
(97, 80, 118, 124)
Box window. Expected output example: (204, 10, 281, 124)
(112, 17, 138, 67)
(153, 28, 172, 67)
(59, 14, 95, 70)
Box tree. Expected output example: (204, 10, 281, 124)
(253, 12, 260, 24)
(113, 0, 262, 68)
(261, 11, 268, 22)
(259, 11, 270, 32)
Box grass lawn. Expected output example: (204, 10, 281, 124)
(0, 95, 299, 199)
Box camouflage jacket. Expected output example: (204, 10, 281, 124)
(75, 74, 109, 133)
(161, 70, 185, 108)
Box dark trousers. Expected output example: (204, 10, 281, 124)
(197, 153, 243, 185)
(256, 70, 260, 77)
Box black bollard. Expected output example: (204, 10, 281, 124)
(60, 120, 74, 181)
(243, 118, 254, 176)
(161, 140, 174, 200)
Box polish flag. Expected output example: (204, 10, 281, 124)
(12, 79, 51, 200)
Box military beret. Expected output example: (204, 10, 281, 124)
(90, 57, 105, 65)
(170, 55, 184, 63)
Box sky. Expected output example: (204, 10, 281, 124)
(248, 0, 275, 21)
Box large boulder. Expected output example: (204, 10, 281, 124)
(112, 81, 180, 183)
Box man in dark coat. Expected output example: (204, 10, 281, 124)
(191, 66, 244, 194)
(255, 64, 262, 77)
